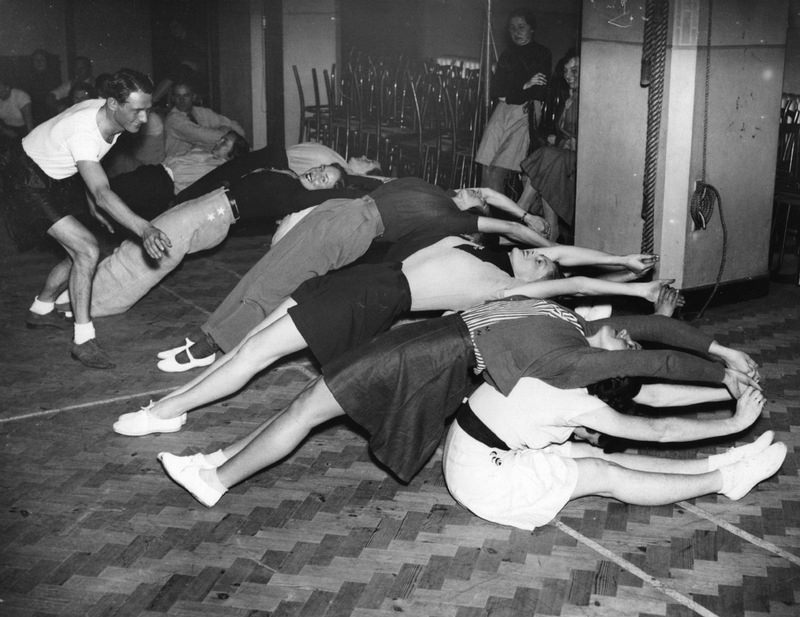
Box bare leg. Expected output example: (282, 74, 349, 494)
(213, 376, 344, 488)
(570, 457, 721, 505)
(517, 180, 540, 215)
(160, 298, 298, 403)
(481, 165, 509, 194)
(539, 197, 560, 245)
(37, 257, 72, 303)
(149, 310, 307, 420)
(567, 442, 711, 474)
(46, 216, 100, 326)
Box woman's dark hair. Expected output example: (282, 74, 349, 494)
(546, 261, 564, 280)
(226, 131, 250, 159)
(509, 8, 536, 30)
(587, 377, 641, 416)
(330, 162, 349, 189)
(105, 68, 154, 104)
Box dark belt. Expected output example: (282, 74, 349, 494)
(223, 185, 240, 221)
(455, 402, 510, 451)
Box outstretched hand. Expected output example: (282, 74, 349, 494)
(522, 213, 550, 238)
(142, 225, 172, 260)
(723, 367, 762, 399)
(711, 343, 761, 382)
(652, 284, 685, 316)
(730, 386, 766, 431)
(625, 253, 659, 276)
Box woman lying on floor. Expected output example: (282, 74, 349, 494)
(152, 295, 759, 506)
(114, 235, 667, 434)
(444, 379, 785, 530)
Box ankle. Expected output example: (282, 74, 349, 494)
(30, 296, 55, 315)
(199, 467, 228, 492)
(204, 449, 228, 467)
(73, 321, 96, 345)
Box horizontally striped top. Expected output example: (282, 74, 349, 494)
(460, 297, 585, 373)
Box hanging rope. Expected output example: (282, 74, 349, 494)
(640, 0, 669, 254)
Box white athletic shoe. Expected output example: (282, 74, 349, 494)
(113, 402, 187, 436)
(158, 452, 225, 507)
(719, 442, 787, 501)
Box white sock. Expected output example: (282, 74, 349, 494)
(706, 431, 774, 471)
(55, 290, 70, 305)
(199, 467, 228, 494)
(73, 321, 96, 345)
(204, 449, 229, 467)
(30, 296, 55, 315)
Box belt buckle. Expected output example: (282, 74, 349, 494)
(224, 186, 240, 222)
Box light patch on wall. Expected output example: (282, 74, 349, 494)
(762, 68, 775, 81)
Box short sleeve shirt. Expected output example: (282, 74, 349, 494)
(22, 99, 116, 179)
(468, 378, 606, 450)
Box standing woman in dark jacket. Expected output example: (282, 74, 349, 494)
(475, 9, 551, 194)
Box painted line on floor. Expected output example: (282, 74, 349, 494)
(199, 258, 244, 279)
(157, 285, 213, 315)
(678, 500, 800, 567)
(0, 388, 176, 423)
(2, 363, 318, 424)
(554, 520, 721, 617)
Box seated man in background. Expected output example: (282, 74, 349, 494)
(103, 129, 250, 222)
(164, 80, 244, 158)
(0, 75, 34, 139)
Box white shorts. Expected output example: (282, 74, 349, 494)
(442, 421, 578, 531)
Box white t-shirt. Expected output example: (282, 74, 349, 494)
(468, 378, 607, 450)
(23, 99, 118, 180)
(0, 88, 31, 127)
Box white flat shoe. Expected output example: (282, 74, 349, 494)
(113, 402, 187, 436)
(159, 452, 225, 507)
(157, 347, 216, 373)
(157, 338, 196, 360)
(720, 442, 787, 500)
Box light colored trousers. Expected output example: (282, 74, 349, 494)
(91, 189, 235, 317)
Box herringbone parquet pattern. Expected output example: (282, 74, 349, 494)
(1, 235, 798, 617)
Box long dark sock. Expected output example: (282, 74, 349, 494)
(175, 331, 220, 362)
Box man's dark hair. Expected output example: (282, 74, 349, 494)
(105, 69, 154, 104)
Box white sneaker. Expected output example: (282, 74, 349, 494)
(707, 431, 775, 470)
(159, 452, 225, 507)
(157, 338, 195, 360)
(719, 442, 787, 500)
(113, 402, 187, 436)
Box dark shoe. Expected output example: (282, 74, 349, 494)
(71, 339, 116, 369)
(26, 310, 72, 330)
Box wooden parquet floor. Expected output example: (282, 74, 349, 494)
(1, 235, 798, 617)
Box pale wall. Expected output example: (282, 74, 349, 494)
(576, 0, 787, 290)
(282, 0, 338, 146)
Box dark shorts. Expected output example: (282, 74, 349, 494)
(323, 314, 478, 483)
(1, 142, 81, 250)
(289, 262, 412, 366)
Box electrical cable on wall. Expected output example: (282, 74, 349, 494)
(639, 0, 669, 255)
(691, 0, 725, 320)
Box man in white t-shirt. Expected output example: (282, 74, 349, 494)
(13, 68, 171, 369)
